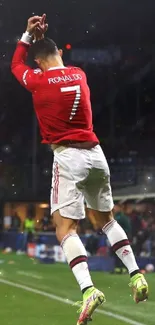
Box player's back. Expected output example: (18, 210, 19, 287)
(33, 66, 99, 144)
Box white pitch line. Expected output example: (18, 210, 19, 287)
(17, 271, 43, 280)
(0, 278, 147, 325)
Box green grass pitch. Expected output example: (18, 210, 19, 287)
(0, 254, 154, 325)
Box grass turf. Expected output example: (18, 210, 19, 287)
(0, 254, 154, 325)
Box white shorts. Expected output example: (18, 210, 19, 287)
(51, 145, 114, 220)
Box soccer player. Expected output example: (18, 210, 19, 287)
(11, 15, 148, 325)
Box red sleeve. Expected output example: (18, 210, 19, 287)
(11, 41, 42, 92)
(74, 66, 88, 81)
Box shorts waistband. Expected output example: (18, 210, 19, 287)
(51, 145, 67, 153)
(51, 142, 98, 153)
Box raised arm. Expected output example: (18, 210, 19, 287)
(11, 16, 43, 92)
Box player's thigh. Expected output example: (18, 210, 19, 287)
(84, 145, 113, 211)
(91, 145, 110, 174)
(51, 150, 86, 220)
(84, 168, 114, 212)
(84, 164, 114, 228)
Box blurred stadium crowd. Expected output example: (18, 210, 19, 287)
(2, 200, 155, 259)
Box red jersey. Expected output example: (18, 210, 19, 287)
(11, 41, 99, 145)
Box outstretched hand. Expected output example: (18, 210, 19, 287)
(26, 16, 42, 35)
(34, 14, 48, 41)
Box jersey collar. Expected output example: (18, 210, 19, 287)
(47, 66, 67, 71)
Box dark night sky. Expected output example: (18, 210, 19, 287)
(0, 0, 155, 46)
(0, 0, 155, 198)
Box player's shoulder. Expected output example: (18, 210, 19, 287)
(66, 66, 87, 81)
(33, 68, 42, 75)
(67, 66, 85, 75)
(31, 68, 45, 81)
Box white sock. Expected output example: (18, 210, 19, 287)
(61, 233, 93, 291)
(103, 220, 139, 274)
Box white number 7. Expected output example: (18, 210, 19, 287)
(61, 85, 81, 120)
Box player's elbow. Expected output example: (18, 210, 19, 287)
(11, 59, 16, 75)
(11, 59, 20, 80)
(11, 52, 20, 75)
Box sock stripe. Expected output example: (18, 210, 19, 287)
(112, 239, 130, 252)
(60, 233, 78, 249)
(70, 255, 87, 269)
(103, 219, 116, 233)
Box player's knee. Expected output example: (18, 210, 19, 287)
(56, 223, 78, 243)
(90, 209, 114, 230)
(101, 210, 114, 227)
(53, 210, 78, 242)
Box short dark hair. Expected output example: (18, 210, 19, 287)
(30, 38, 58, 59)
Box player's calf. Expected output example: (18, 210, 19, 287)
(92, 211, 149, 302)
(102, 219, 140, 276)
(53, 211, 94, 292)
(54, 210, 106, 324)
